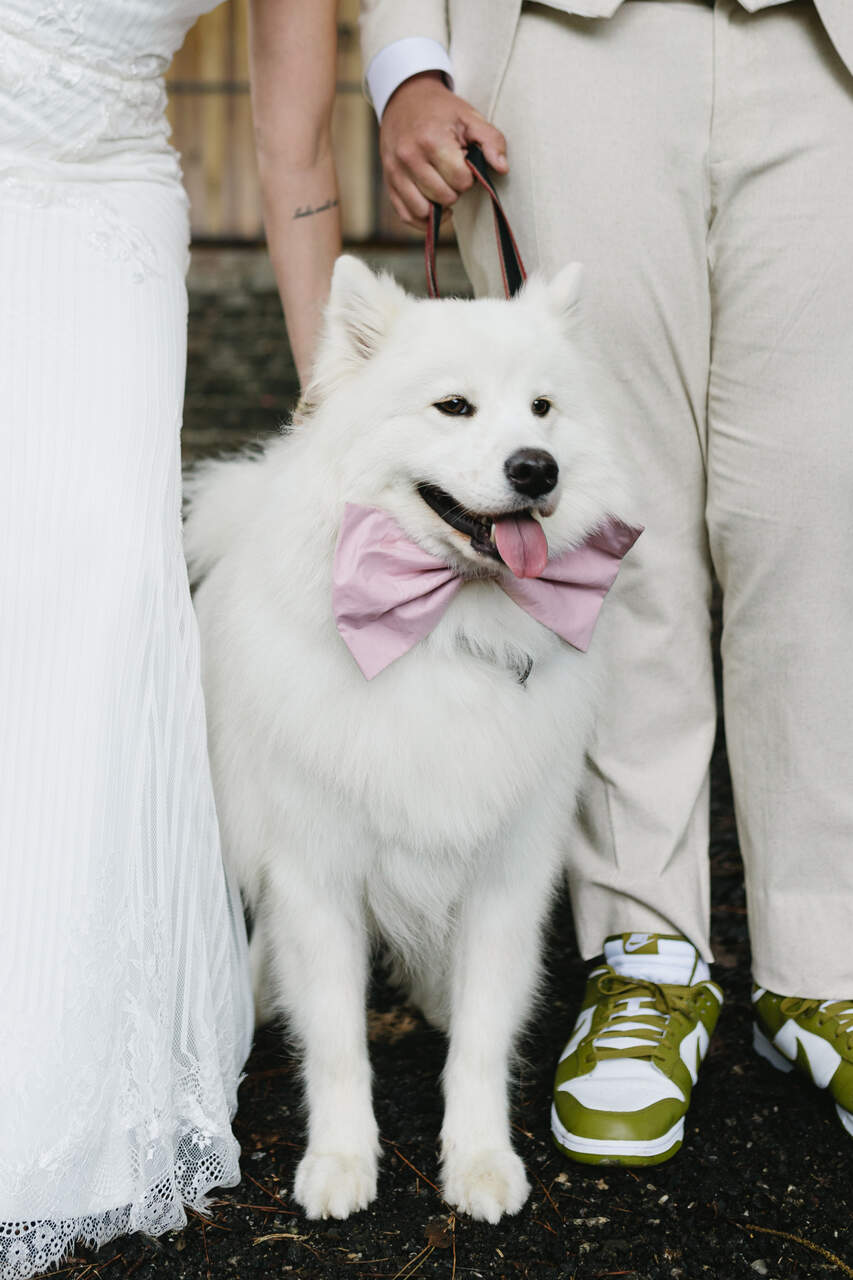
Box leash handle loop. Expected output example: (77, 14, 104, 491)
(425, 143, 526, 300)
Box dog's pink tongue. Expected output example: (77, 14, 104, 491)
(493, 514, 549, 579)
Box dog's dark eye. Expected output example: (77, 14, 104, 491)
(434, 396, 475, 417)
(531, 398, 552, 418)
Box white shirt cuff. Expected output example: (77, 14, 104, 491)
(365, 37, 455, 122)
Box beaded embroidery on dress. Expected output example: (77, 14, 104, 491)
(0, 3, 253, 1277)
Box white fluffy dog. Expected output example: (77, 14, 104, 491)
(184, 256, 634, 1224)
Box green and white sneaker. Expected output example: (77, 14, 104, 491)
(551, 933, 723, 1166)
(753, 987, 853, 1137)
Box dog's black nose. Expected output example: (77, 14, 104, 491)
(504, 448, 559, 498)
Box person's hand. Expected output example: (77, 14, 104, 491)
(379, 71, 509, 230)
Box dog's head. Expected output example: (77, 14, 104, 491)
(303, 255, 628, 579)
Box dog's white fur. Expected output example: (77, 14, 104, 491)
(184, 256, 629, 1224)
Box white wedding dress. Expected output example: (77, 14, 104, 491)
(0, 4, 254, 1277)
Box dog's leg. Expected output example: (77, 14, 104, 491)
(440, 826, 558, 1223)
(249, 912, 278, 1028)
(264, 860, 379, 1219)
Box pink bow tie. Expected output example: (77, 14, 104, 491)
(332, 504, 642, 680)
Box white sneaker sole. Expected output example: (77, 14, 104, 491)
(754, 1025, 853, 1139)
(550, 1103, 684, 1160)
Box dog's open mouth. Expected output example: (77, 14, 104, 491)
(417, 483, 549, 579)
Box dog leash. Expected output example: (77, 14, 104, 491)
(425, 143, 527, 300)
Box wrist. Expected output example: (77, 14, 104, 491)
(388, 69, 450, 109)
(366, 37, 454, 121)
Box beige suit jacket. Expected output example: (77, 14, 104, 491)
(360, 0, 853, 118)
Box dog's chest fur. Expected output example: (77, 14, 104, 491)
(302, 579, 593, 850)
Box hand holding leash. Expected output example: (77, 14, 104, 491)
(425, 143, 526, 299)
(378, 72, 508, 229)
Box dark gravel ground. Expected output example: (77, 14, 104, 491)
(48, 249, 853, 1280)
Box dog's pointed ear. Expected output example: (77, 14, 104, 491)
(325, 255, 408, 363)
(547, 262, 584, 323)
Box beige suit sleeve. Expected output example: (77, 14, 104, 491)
(359, 0, 449, 76)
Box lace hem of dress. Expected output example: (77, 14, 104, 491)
(0, 1125, 241, 1280)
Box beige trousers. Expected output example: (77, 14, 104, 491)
(453, 0, 853, 996)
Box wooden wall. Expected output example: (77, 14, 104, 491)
(166, 0, 411, 243)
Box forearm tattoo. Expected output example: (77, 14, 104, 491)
(293, 197, 339, 220)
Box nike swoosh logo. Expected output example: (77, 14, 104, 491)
(679, 1020, 709, 1086)
(559, 1004, 595, 1062)
(624, 933, 653, 953)
(775, 1020, 841, 1089)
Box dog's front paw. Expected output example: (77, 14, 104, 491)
(441, 1147, 530, 1223)
(294, 1151, 378, 1220)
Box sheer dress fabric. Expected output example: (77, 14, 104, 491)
(0, 4, 253, 1276)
